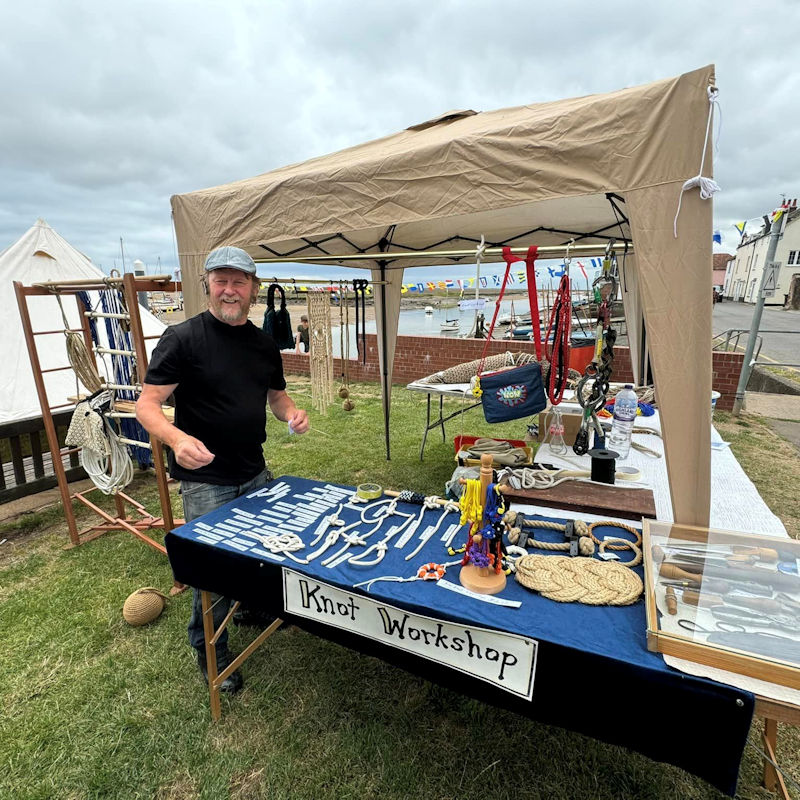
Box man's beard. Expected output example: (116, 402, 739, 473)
(210, 294, 253, 324)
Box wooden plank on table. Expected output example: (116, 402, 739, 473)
(501, 481, 656, 521)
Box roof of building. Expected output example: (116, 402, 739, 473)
(713, 252, 734, 271)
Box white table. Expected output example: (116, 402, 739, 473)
(405, 382, 480, 460)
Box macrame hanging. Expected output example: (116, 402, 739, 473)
(338, 282, 354, 411)
(308, 290, 334, 414)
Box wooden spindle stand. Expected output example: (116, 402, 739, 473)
(459, 453, 507, 595)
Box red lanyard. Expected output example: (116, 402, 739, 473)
(477, 246, 540, 377)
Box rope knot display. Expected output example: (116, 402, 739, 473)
(123, 587, 168, 626)
(515, 555, 642, 605)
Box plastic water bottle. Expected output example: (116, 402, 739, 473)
(607, 385, 638, 459)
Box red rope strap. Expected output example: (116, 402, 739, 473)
(545, 272, 572, 405)
(476, 246, 539, 380)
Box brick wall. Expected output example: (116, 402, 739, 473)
(282, 335, 744, 412)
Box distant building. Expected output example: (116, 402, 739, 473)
(712, 253, 732, 292)
(724, 199, 800, 304)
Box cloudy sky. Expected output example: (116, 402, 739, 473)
(2, 0, 798, 283)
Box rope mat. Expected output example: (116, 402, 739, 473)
(515, 554, 642, 605)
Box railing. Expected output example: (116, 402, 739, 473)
(714, 328, 800, 369)
(0, 410, 86, 504)
(713, 329, 763, 361)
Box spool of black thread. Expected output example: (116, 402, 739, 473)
(589, 448, 618, 484)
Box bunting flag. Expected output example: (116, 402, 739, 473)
(733, 221, 746, 239)
(772, 203, 789, 223)
(713, 230, 722, 244)
(397, 260, 609, 293)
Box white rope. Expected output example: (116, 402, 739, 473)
(404, 504, 458, 561)
(79, 420, 134, 495)
(497, 465, 644, 490)
(353, 559, 463, 593)
(673, 86, 721, 237)
(244, 531, 307, 563)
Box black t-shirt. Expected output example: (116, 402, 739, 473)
(144, 311, 287, 485)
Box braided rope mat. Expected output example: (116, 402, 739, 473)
(515, 555, 642, 605)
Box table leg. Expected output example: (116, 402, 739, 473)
(419, 393, 433, 461)
(439, 395, 446, 442)
(761, 718, 790, 799)
(201, 590, 221, 721)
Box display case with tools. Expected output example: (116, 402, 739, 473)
(643, 519, 800, 689)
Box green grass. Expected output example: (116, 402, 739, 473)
(0, 382, 797, 799)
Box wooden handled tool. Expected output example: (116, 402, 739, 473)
(731, 545, 779, 563)
(659, 562, 704, 583)
(681, 589, 781, 613)
(665, 585, 677, 615)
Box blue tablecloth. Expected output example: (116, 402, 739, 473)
(165, 475, 753, 795)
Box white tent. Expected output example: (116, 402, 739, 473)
(172, 66, 717, 526)
(2, 219, 166, 424)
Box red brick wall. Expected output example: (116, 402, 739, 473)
(282, 335, 744, 412)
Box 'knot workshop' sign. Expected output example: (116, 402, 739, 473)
(283, 569, 537, 699)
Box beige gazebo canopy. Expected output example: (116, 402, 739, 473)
(172, 64, 716, 526)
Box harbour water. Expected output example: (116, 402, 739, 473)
(327, 297, 597, 356)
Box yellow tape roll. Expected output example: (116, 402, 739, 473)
(356, 483, 383, 500)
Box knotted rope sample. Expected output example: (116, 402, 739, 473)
(504, 514, 595, 556)
(515, 555, 642, 605)
(308, 291, 334, 414)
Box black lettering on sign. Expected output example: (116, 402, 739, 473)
(299, 580, 359, 620)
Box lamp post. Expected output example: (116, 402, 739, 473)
(731, 217, 784, 416)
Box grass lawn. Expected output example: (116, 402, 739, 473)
(0, 381, 797, 799)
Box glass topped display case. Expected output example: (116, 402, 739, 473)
(643, 519, 800, 690)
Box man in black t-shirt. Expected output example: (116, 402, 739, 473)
(137, 246, 308, 694)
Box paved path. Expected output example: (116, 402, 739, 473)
(713, 302, 800, 367)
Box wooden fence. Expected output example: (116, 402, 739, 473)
(0, 411, 85, 504)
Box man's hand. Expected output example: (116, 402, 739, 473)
(173, 436, 215, 469)
(288, 408, 310, 434)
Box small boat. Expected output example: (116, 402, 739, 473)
(440, 319, 460, 331)
(505, 326, 532, 339)
(424, 306, 434, 314)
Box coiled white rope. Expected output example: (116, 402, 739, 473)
(673, 86, 721, 237)
(80, 420, 134, 495)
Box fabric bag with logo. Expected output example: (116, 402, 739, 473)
(477, 363, 547, 423)
(473, 246, 547, 423)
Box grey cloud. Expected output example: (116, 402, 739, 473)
(1, 0, 798, 267)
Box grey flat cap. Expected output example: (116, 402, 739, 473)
(204, 246, 257, 275)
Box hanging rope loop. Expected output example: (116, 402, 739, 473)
(673, 84, 722, 237)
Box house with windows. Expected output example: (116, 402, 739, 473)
(724, 199, 800, 304)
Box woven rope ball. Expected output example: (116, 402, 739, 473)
(123, 587, 168, 626)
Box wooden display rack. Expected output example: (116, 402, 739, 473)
(643, 518, 800, 798)
(13, 273, 184, 587)
(459, 453, 506, 595)
(643, 519, 800, 690)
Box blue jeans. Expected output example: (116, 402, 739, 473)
(183, 468, 271, 652)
